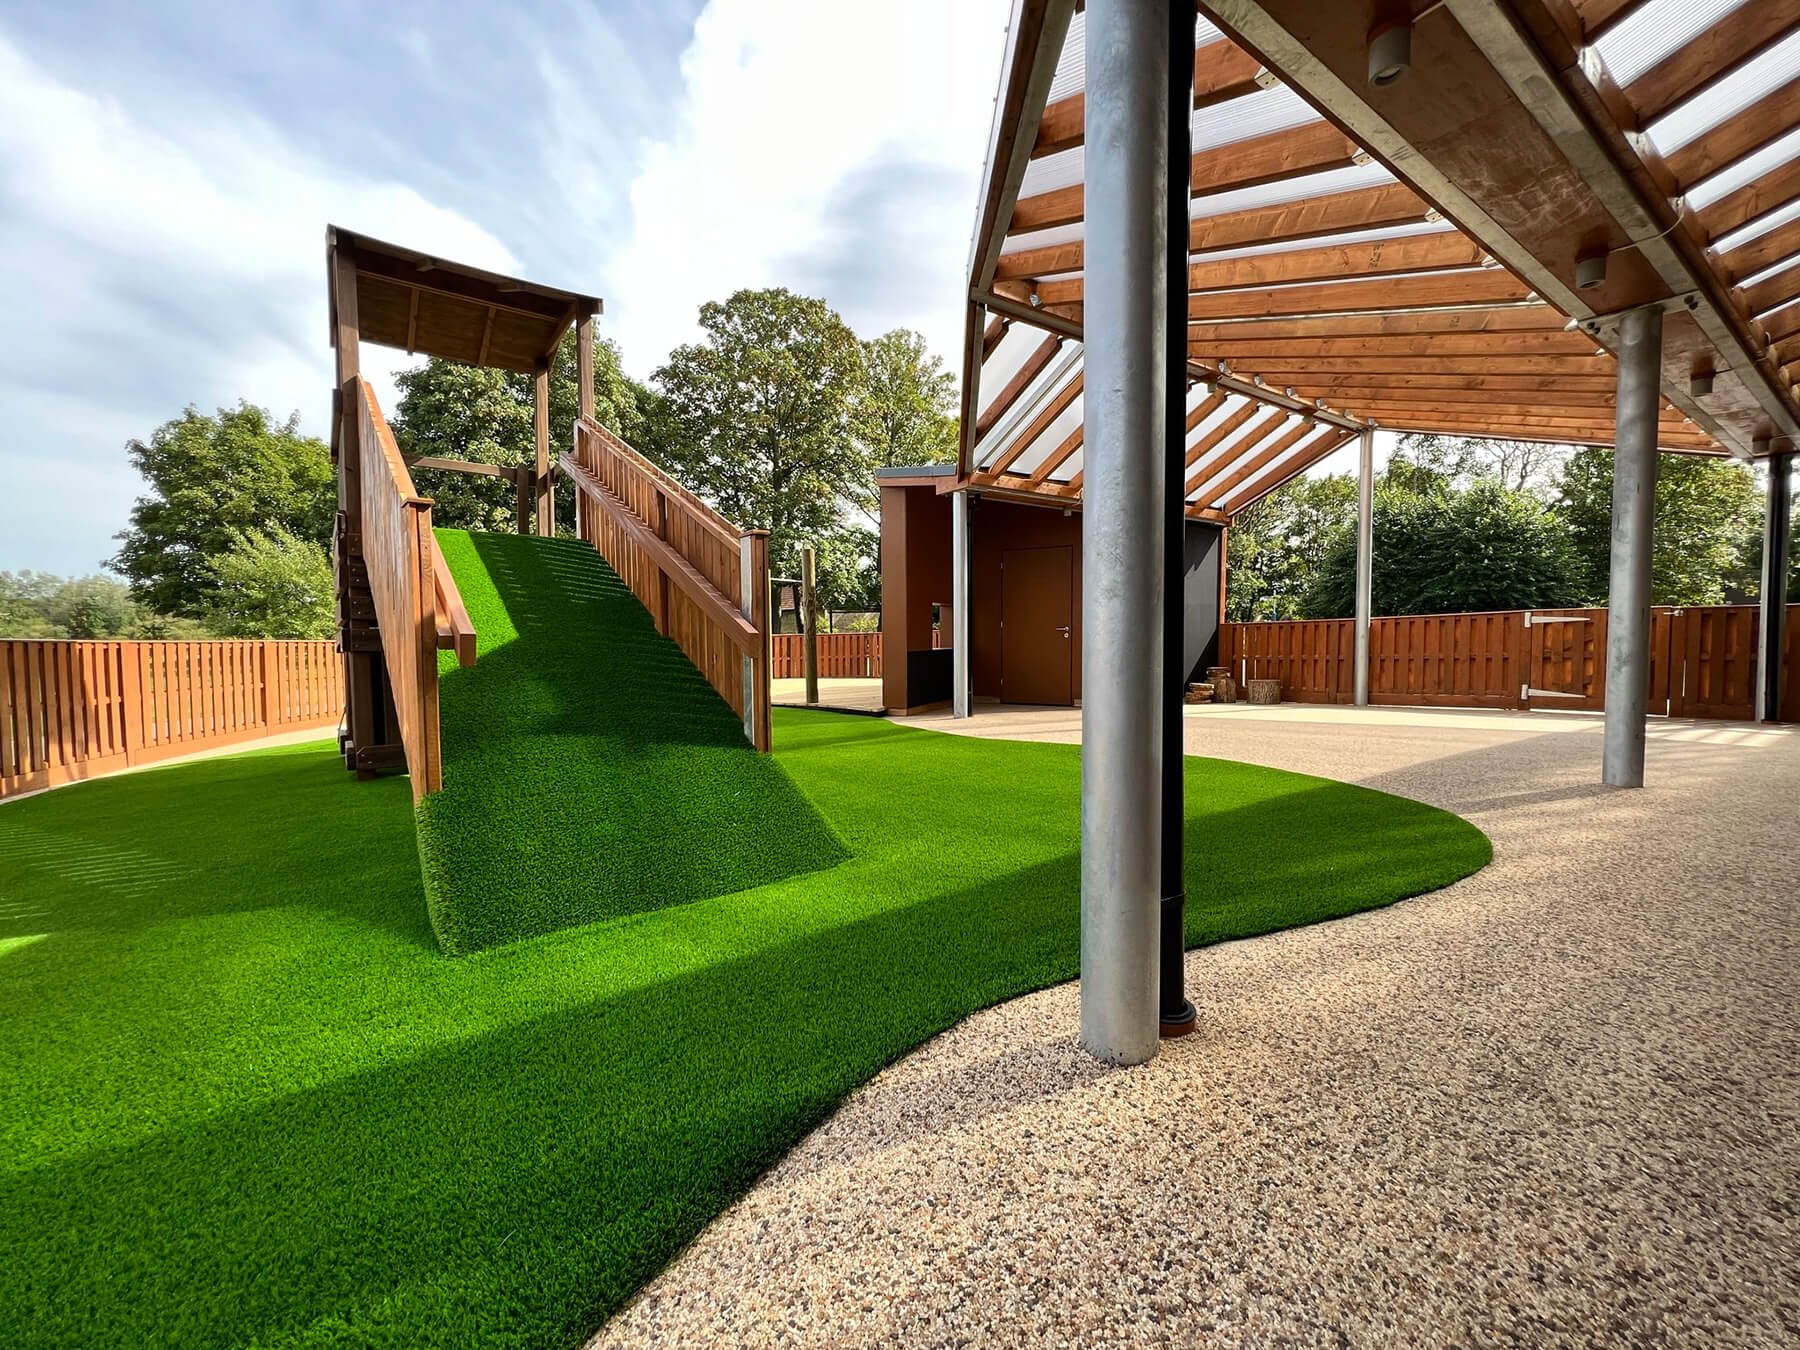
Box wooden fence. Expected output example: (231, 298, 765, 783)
(563, 417, 772, 750)
(1, 639, 342, 799)
(771, 633, 883, 679)
(1219, 603, 1800, 720)
(356, 378, 477, 801)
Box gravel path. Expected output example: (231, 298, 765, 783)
(593, 707, 1800, 1349)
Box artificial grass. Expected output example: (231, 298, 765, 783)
(0, 711, 1489, 1350)
(418, 529, 847, 952)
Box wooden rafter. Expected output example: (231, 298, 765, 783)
(1663, 75, 1800, 186)
(1187, 271, 1530, 323)
(986, 373, 1082, 477)
(1183, 400, 1259, 468)
(995, 182, 1426, 283)
(982, 314, 1012, 360)
(1026, 418, 1085, 485)
(975, 332, 1063, 442)
(1696, 158, 1800, 244)
(1185, 409, 1288, 496)
(1185, 306, 1567, 343)
(1190, 418, 1316, 507)
(1222, 428, 1354, 516)
(476, 306, 495, 366)
(1623, 3, 1800, 128)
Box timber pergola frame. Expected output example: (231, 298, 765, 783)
(957, 0, 1800, 530)
(326, 226, 601, 776)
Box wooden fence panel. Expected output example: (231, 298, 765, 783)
(0, 638, 344, 799)
(1223, 603, 1799, 722)
(566, 417, 771, 750)
(770, 633, 883, 679)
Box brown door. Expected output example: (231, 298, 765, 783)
(1001, 546, 1073, 705)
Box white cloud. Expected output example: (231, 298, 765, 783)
(606, 0, 1010, 377)
(0, 31, 516, 573)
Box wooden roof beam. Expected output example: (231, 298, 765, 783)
(1185, 307, 1568, 343)
(996, 182, 1426, 282)
(1184, 409, 1290, 496)
(975, 332, 1064, 443)
(1695, 158, 1800, 245)
(1032, 37, 1266, 159)
(1026, 419, 1084, 485)
(985, 372, 1082, 477)
(1221, 428, 1354, 516)
(1191, 418, 1316, 506)
(1665, 76, 1800, 188)
(1013, 120, 1359, 235)
(1187, 271, 1530, 322)
(1190, 331, 1597, 360)
(1182, 400, 1260, 469)
(1624, 5, 1800, 129)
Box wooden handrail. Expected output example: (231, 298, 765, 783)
(575, 415, 741, 551)
(559, 453, 758, 654)
(433, 544, 478, 667)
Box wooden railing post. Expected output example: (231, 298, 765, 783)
(740, 530, 771, 751)
(654, 488, 672, 634)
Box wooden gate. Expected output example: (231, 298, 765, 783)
(1520, 608, 1605, 711)
(1658, 606, 1759, 719)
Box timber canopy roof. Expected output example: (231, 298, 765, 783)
(958, 0, 1800, 523)
(326, 227, 601, 375)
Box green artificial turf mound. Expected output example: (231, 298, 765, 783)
(417, 529, 848, 952)
(0, 712, 1488, 1350)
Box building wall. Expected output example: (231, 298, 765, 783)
(880, 486, 1224, 710)
(879, 482, 954, 712)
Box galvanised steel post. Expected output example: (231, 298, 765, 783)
(1081, 0, 1167, 1066)
(1353, 427, 1375, 706)
(1757, 447, 1792, 723)
(1159, 0, 1197, 1039)
(1602, 304, 1662, 787)
(952, 490, 972, 719)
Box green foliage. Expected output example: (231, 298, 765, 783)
(1388, 431, 1567, 497)
(0, 709, 1486, 1349)
(853, 328, 957, 487)
(420, 530, 848, 953)
(202, 526, 336, 639)
(1554, 446, 1762, 604)
(1226, 474, 1357, 620)
(393, 331, 649, 534)
(1304, 481, 1584, 617)
(652, 288, 868, 581)
(809, 524, 882, 612)
(112, 404, 334, 619)
(0, 570, 200, 639)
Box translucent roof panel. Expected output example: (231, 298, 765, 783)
(1191, 86, 1318, 151)
(1591, 0, 1749, 87)
(1644, 27, 1800, 156)
(1189, 161, 1395, 221)
(1715, 196, 1800, 255)
(1685, 127, 1800, 208)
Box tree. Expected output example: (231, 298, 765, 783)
(1389, 432, 1568, 497)
(1303, 480, 1584, 617)
(393, 330, 649, 534)
(853, 329, 957, 493)
(652, 288, 868, 581)
(112, 404, 335, 619)
(1225, 474, 1357, 620)
(811, 525, 881, 613)
(1555, 447, 1762, 604)
(0, 570, 199, 638)
(202, 526, 336, 639)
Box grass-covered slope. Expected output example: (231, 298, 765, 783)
(0, 713, 1489, 1350)
(418, 529, 847, 952)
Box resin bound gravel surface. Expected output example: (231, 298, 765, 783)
(594, 707, 1800, 1349)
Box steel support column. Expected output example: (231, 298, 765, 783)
(1757, 449, 1793, 723)
(1159, 0, 1196, 1039)
(1602, 305, 1662, 787)
(1353, 428, 1375, 707)
(952, 490, 972, 719)
(1080, 0, 1167, 1066)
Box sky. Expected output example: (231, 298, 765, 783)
(0, 0, 1011, 576)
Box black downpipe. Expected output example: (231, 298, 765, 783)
(1160, 0, 1198, 1038)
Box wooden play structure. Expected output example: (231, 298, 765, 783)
(326, 227, 772, 797)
